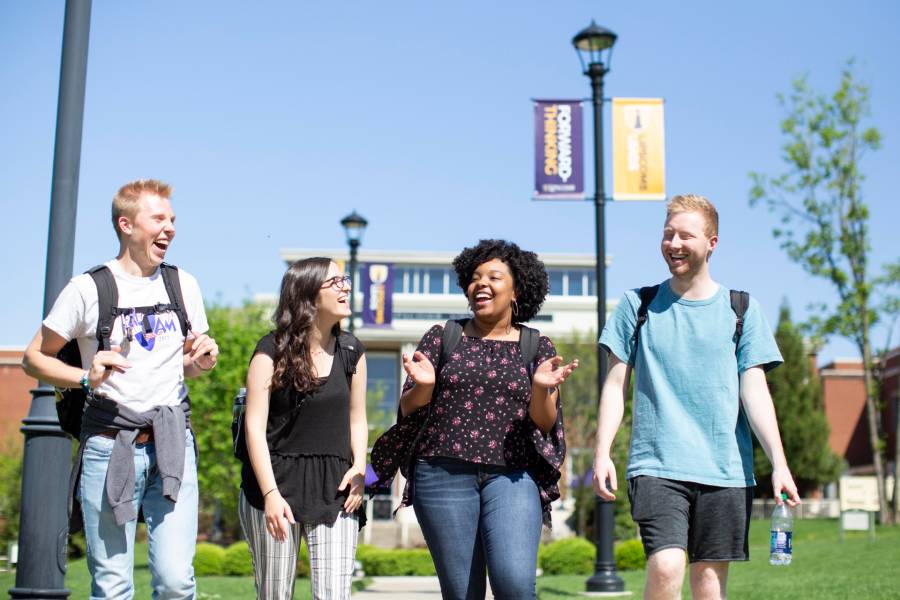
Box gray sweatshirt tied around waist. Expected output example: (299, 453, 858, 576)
(74, 394, 194, 526)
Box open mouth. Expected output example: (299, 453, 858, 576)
(473, 291, 493, 307)
(153, 239, 170, 253)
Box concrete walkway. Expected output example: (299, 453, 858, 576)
(353, 576, 495, 599)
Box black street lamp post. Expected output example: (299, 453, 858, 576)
(10, 1, 92, 598)
(340, 211, 368, 334)
(573, 21, 626, 594)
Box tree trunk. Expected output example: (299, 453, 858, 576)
(861, 339, 891, 524)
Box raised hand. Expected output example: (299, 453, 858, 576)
(189, 333, 219, 371)
(532, 356, 579, 390)
(88, 344, 130, 388)
(402, 351, 436, 387)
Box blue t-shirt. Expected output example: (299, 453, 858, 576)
(599, 281, 782, 487)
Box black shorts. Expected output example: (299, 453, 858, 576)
(627, 475, 753, 563)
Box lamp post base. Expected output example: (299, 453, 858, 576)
(586, 570, 626, 593)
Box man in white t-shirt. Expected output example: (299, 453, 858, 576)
(23, 179, 219, 599)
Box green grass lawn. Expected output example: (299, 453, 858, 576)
(2, 519, 897, 598)
(0, 541, 318, 599)
(536, 518, 900, 599)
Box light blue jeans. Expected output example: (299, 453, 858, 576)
(413, 458, 543, 600)
(79, 429, 198, 600)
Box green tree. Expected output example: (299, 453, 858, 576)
(754, 302, 841, 496)
(555, 330, 635, 541)
(749, 64, 900, 522)
(189, 301, 272, 539)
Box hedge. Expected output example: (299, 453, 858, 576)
(222, 541, 254, 576)
(614, 538, 646, 571)
(194, 542, 226, 576)
(358, 547, 436, 576)
(539, 537, 595, 575)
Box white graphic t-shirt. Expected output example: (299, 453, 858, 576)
(43, 260, 209, 413)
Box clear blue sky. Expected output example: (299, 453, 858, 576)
(2, 1, 899, 362)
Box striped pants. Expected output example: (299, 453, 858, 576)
(238, 491, 358, 600)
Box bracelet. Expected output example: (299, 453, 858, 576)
(263, 487, 278, 499)
(80, 371, 92, 394)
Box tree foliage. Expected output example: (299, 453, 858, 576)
(749, 63, 900, 522)
(555, 330, 635, 541)
(188, 301, 272, 539)
(754, 302, 841, 496)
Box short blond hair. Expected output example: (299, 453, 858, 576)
(666, 194, 718, 237)
(112, 179, 172, 238)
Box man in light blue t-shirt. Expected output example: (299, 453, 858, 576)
(593, 194, 800, 600)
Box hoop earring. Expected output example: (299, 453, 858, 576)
(511, 299, 519, 318)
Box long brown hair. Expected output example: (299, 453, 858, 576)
(271, 257, 340, 393)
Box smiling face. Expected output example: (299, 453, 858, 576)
(467, 258, 516, 323)
(316, 261, 352, 321)
(661, 210, 718, 278)
(118, 193, 176, 271)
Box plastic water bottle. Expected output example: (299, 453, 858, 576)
(769, 492, 793, 566)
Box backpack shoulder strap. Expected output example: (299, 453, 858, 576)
(439, 319, 465, 374)
(336, 331, 362, 383)
(86, 265, 118, 352)
(159, 263, 192, 337)
(631, 285, 660, 344)
(519, 325, 540, 380)
(730, 290, 750, 349)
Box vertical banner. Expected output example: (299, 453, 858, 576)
(533, 100, 585, 200)
(612, 98, 666, 201)
(361, 263, 394, 327)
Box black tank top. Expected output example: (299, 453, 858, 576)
(241, 332, 366, 526)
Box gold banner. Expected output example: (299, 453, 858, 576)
(612, 98, 666, 201)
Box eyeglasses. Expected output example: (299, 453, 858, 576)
(321, 274, 352, 291)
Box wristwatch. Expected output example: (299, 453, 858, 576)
(80, 371, 92, 394)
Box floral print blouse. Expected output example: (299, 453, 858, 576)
(402, 324, 566, 525)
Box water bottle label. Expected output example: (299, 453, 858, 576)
(770, 531, 792, 555)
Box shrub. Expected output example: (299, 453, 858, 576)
(614, 538, 646, 571)
(194, 542, 226, 576)
(296, 538, 310, 578)
(0, 434, 23, 542)
(539, 537, 596, 575)
(360, 548, 436, 576)
(222, 541, 254, 576)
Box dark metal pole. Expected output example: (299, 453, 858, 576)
(585, 61, 624, 594)
(9, 1, 92, 598)
(348, 239, 360, 334)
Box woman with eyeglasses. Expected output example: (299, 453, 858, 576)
(239, 258, 367, 600)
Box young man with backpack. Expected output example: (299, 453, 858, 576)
(593, 194, 800, 600)
(23, 179, 218, 598)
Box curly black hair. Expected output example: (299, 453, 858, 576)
(452, 239, 549, 324)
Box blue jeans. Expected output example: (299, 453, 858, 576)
(413, 458, 542, 600)
(79, 429, 198, 599)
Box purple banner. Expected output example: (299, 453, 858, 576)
(533, 100, 585, 200)
(361, 263, 394, 327)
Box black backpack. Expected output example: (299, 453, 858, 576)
(630, 285, 750, 364)
(231, 331, 362, 463)
(55, 263, 191, 439)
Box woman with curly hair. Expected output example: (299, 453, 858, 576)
(399, 239, 578, 599)
(239, 257, 367, 600)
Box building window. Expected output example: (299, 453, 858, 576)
(366, 352, 399, 432)
(427, 268, 446, 294)
(549, 269, 564, 296)
(568, 270, 585, 296)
